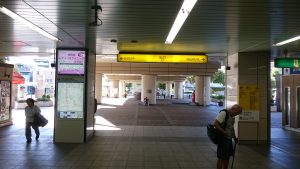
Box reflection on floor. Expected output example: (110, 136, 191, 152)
(0, 98, 299, 169)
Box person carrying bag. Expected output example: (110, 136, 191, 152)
(212, 104, 242, 169)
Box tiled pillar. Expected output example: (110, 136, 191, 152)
(142, 75, 157, 104)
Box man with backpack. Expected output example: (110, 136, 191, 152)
(213, 104, 242, 169)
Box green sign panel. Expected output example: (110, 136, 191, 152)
(275, 58, 300, 68)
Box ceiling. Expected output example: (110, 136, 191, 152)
(1, 0, 300, 63)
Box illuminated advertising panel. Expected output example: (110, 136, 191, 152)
(57, 49, 86, 75)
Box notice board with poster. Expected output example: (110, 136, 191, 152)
(0, 81, 11, 122)
(0, 63, 13, 127)
(239, 85, 260, 121)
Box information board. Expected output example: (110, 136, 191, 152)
(0, 81, 10, 121)
(57, 82, 84, 118)
(239, 85, 260, 121)
(57, 50, 86, 75)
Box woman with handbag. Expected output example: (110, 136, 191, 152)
(25, 98, 40, 143)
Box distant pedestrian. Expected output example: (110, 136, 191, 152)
(25, 98, 41, 143)
(192, 90, 195, 103)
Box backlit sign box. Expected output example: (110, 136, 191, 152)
(274, 58, 300, 68)
(57, 50, 86, 75)
(117, 54, 207, 63)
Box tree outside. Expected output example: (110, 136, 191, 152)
(211, 70, 224, 85)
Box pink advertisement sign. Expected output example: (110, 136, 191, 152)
(57, 50, 85, 75)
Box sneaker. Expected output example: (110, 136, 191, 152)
(26, 138, 32, 143)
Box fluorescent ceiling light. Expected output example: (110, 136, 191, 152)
(0, 6, 60, 41)
(273, 35, 300, 46)
(165, 0, 197, 44)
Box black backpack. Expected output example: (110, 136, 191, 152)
(207, 109, 229, 144)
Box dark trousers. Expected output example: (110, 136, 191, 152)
(25, 122, 39, 140)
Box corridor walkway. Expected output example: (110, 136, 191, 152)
(0, 98, 299, 169)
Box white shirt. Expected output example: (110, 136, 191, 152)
(25, 105, 41, 123)
(216, 110, 235, 139)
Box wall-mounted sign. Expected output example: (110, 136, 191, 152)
(239, 85, 260, 121)
(275, 58, 300, 68)
(117, 54, 207, 63)
(57, 49, 86, 75)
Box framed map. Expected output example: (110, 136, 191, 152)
(57, 82, 84, 118)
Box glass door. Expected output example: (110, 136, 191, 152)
(297, 87, 300, 128)
(285, 87, 291, 126)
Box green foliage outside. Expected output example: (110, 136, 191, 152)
(211, 70, 225, 85)
(126, 83, 132, 88)
(185, 75, 195, 84)
(157, 83, 166, 90)
(37, 94, 51, 101)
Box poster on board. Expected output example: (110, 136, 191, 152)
(57, 82, 84, 118)
(57, 49, 86, 75)
(0, 81, 10, 121)
(239, 85, 260, 121)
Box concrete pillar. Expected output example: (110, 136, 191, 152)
(174, 81, 183, 99)
(204, 76, 211, 106)
(174, 81, 179, 99)
(112, 80, 119, 98)
(142, 75, 157, 104)
(95, 73, 102, 104)
(165, 81, 170, 98)
(120, 81, 126, 98)
(195, 76, 204, 105)
(178, 82, 183, 99)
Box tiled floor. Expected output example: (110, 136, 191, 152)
(0, 98, 299, 169)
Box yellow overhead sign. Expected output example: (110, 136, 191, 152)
(117, 54, 207, 63)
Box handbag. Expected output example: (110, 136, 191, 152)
(207, 109, 229, 144)
(34, 113, 48, 127)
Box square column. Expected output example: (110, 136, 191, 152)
(227, 51, 270, 144)
(95, 73, 102, 104)
(195, 76, 204, 105)
(142, 75, 157, 104)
